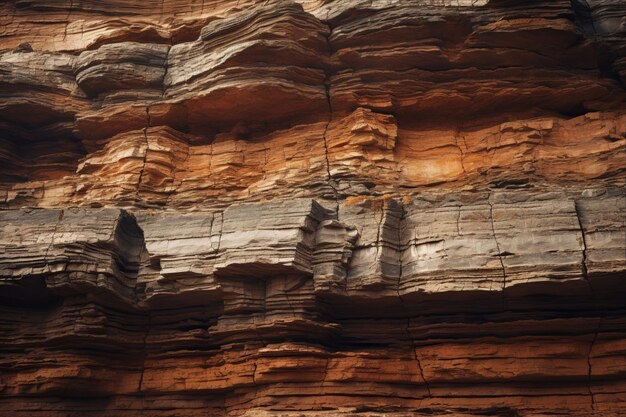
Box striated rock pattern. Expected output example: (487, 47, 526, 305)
(0, 0, 625, 416)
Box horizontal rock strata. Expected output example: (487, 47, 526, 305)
(1, 189, 625, 416)
(1, 0, 625, 208)
(0, 0, 625, 416)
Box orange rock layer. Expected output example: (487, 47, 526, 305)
(0, 0, 625, 416)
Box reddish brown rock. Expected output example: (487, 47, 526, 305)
(0, 1, 625, 417)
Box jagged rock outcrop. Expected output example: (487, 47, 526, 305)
(0, 1, 624, 416)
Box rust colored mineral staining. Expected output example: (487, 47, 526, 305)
(0, 1, 625, 416)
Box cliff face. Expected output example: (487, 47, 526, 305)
(0, 1, 625, 416)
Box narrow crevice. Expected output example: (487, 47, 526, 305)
(136, 129, 149, 200)
(160, 47, 171, 98)
(320, 357, 330, 387)
(44, 209, 65, 261)
(406, 318, 432, 399)
(136, 107, 151, 202)
(454, 128, 468, 174)
(586, 317, 601, 411)
(137, 313, 151, 393)
(246, 348, 262, 409)
(322, 22, 339, 214)
(214, 211, 224, 256)
(394, 202, 431, 397)
(282, 279, 299, 319)
(145, 106, 152, 128)
(251, 320, 268, 360)
(374, 203, 385, 258)
(487, 200, 507, 293)
(251, 359, 257, 384)
(62, 0, 74, 42)
(574, 200, 595, 298)
(163, 141, 190, 207)
(396, 201, 407, 303)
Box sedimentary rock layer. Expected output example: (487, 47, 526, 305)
(1, 0, 625, 208)
(0, 0, 625, 416)
(1, 189, 624, 416)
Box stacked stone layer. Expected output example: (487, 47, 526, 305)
(0, 0, 625, 416)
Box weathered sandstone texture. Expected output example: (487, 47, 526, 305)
(0, 0, 625, 416)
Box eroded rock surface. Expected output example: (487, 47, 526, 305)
(0, 0, 625, 416)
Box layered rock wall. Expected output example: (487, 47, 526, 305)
(0, 0, 625, 416)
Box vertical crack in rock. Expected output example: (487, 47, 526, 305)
(488, 200, 507, 292)
(137, 129, 149, 200)
(396, 200, 406, 303)
(44, 209, 65, 262)
(320, 357, 330, 388)
(145, 105, 152, 128)
(136, 107, 152, 202)
(574, 199, 595, 297)
(395, 201, 430, 397)
(251, 358, 258, 384)
(164, 142, 190, 207)
(214, 211, 223, 255)
(248, 351, 261, 408)
(283, 278, 298, 319)
(322, 21, 339, 212)
(1, 2, 626, 415)
(252, 319, 267, 363)
(394, 201, 408, 324)
(405, 317, 432, 399)
(161, 48, 170, 93)
(375, 203, 385, 258)
(454, 128, 468, 174)
(62, 0, 74, 41)
(138, 314, 151, 393)
(456, 205, 462, 236)
(586, 317, 601, 411)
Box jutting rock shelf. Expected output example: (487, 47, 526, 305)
(0, 0, 625, 416)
